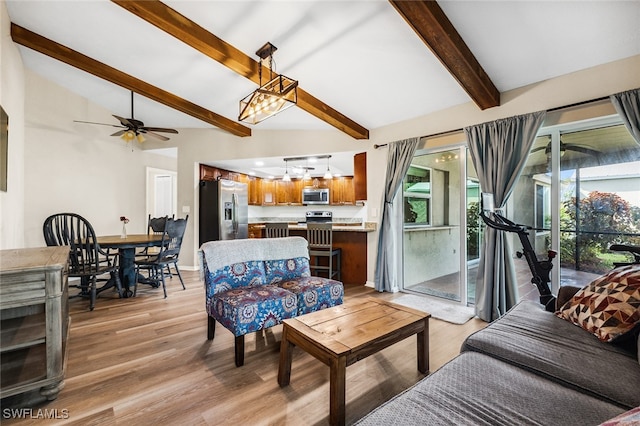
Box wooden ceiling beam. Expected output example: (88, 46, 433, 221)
(389, 0, 500, 110)
(112, 0, 369, 140)
(11, 23, 251, 137)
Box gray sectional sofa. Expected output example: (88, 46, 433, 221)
(357, 288, 640, 425)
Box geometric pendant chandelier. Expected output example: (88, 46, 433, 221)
(239, 42, 298, 124)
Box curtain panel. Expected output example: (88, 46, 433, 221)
(374, 137, 419, 292)
(465, 111, 546, 321)
(611, 88, 640, 145)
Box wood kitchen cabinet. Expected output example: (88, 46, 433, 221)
(1, 246, 69, 407)
(247, 177, 262, 206)
(354, 152, 367, 201)
(276, 179, 304, 205)
(330, 176, 355, 205)
(261, 179, 276, 205)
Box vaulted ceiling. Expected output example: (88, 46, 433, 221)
(6, 0, 640, 140)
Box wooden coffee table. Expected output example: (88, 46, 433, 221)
(277, 297, 430, 426)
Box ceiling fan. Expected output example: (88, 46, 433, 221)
(74, 91, 178, 142)
(531, 137, 600, 158)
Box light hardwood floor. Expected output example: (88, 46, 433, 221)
(3, 270, 486, 425)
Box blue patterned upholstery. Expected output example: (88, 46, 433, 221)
(199, 237, 344, 366)
(278, 276, 344, 315)
(212, 286, 298, 336)
(264, 257, 311, 284)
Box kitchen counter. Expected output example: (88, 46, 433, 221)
(252, 223, 375, 232)
(248, 221, 375, 285)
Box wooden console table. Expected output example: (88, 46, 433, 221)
(0, 246, 70, 406)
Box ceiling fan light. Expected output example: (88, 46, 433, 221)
(136, 133, 146, 143)
(121, 130, 135, 143)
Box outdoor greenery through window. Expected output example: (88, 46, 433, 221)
(513, 121, 640, 289)
(403, 165, 432, 226)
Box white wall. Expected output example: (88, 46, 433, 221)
(22, 71, 177, 247)
(0, 0, 26, 249)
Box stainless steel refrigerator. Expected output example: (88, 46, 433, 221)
(199, 179, 248, 245)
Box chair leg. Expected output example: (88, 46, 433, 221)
(207, 316, 216, 340)
(160, 268, 167, 298)
(89, 276, 97, 311)
(235, 335, 245, 367)
(173, 262, 185, 290)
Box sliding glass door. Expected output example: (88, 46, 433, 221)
(402, 147, 468, 304)
(512, 118, 640, 298)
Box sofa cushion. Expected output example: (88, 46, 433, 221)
(264, 257, 311, 284)
(278, 276, 344, 315)
(462, 301, 640, 409)
(556, 264, 640, 342)
(210, 286, 298, 336)
(355, 352, 624, 426)
(204, 259, 266, 296)
(200, 237, 310, 272)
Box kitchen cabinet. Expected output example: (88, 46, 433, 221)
(1, 246, 69, 406)
(248, 224, 263, 239)
(261, 179, 276, 205)
(247, 177, 262, 206)
(354, 152, 367, 201)
(276, 179, 304, 205)
(330, 176, 355, 205)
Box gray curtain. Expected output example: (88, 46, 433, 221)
(611, 88, 640, 145)
(465, 111, 546, 321)
(374, 137, 419, 292)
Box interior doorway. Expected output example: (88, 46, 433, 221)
(146, 167, 177, 221)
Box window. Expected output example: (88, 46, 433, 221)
(403, 165, 432, 226)
(535, 182, 551, 231)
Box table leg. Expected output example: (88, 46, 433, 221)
(417, 317, 430, 374)
(118, 247, 135, 297)
(329, 355, 347, 426)
(278, 325, 293, 387)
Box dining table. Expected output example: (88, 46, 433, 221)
(97, 234, 163, 297)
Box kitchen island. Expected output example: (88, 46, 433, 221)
(249, 221, 374, 285)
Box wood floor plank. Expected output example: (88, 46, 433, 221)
(2, 270, 485, 425)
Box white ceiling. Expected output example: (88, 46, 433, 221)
(6, 0, 640, 177)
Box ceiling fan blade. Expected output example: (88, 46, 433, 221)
(74, 120, 124, 129)
(111, 130, 126, 137)
(113, 115, 134, 128)
(141, 126, 179, 134)
(144, 131, 170, 141)
(563, 144, 600, 157)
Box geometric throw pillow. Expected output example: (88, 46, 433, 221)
(555, 264, 640, 342)
(598, 406, 640, 426)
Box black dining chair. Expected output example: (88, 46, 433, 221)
(136, 215, 169, 260)
(43, 212, 122, 311)
(134, 216, 188, 298)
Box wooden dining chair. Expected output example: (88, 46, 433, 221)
(43, 212, 122, 310)
(265, 222, 289, 238)
(134, 216, 188, 298)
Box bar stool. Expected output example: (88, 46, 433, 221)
(306, 222, 341, 281)
(265, 222, 289, 238)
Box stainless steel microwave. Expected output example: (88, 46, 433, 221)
(302, 187, 330, 205)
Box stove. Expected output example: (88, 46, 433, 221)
(306, 211, 332, 223)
